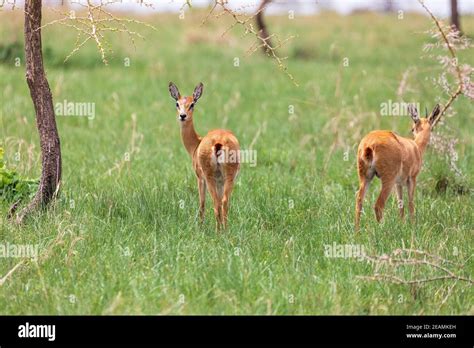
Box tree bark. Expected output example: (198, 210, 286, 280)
(256, 0, 273, 54)
(14, 0, 62, 223)
(450, 0, 461, 32)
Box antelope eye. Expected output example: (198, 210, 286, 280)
(176, 102, 179, 108)
(189, 103, 194, 109)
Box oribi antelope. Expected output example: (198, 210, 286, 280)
(169, 82, 240, 230)
(355, 104, 441, 231)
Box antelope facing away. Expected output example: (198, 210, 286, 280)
(169, 82, 240, 230)
(355, 104, 440, 231)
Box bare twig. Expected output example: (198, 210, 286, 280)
(0, 260, 26, 286)
(418, 0, 472, 127)
(202, 1, 297, 85)
(39, 0, 157, 65)
(256, 0, 273, 53)
(0, 224, 71, 287)
(357, 248, 473, 286)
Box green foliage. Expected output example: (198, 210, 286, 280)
(0, 148, 38, 202)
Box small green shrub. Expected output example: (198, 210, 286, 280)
(0, 147, 39, 202)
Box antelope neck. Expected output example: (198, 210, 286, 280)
(180, 119, 201, 156)
(414, 129, 431, 156)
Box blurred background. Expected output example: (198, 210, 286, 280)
(37, 0, 474, 16)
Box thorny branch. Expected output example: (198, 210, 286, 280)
(357, 248, 473, 285)
(2, 1, 296, 82)
(202, 0, 297, 85)
(418, 0, 473, 127)
(39, 0, 157, 65)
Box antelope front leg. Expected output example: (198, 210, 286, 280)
(407, 177, 417, 222)
(197, 177, 206, 223)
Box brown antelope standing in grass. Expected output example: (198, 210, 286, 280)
(169, 82, 240, 231)
(355, 104, 441, 231)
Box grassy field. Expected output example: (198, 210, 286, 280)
(0, 8, 472, 315)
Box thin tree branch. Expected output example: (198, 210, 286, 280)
(418, 0, 464, 127)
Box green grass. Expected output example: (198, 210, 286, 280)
(0, 9, 472, 315)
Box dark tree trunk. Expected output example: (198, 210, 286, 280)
(450, 0, 461, 32)
(383, 0, 394, 12)
(256, 0, 273, 54)
(13, 0, 62, 223)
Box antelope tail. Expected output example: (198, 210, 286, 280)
(363, 147, 373, 163)
(212, 143, 223, 166)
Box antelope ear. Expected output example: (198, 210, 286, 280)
(193, 82, 203, 102)
(169, 82, 180, 101)
(408, 104, 420, 124)
(429, 104, 441, 125)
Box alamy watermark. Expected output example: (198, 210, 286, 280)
(380, 100, 420, 117)
(55, 100, 95, 120)
(0, 243, 39, 259)
(324, 242, 366, 260)
(216, 149, 257, 167)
